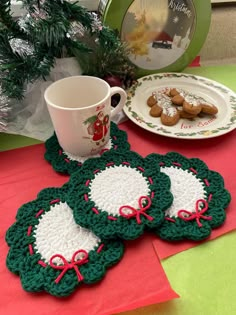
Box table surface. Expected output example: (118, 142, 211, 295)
(1, 64, 236, 315)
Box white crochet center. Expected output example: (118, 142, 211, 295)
(34, 202, 100, 265)
(161, 166, 206, 217)
(64, 138, 112, 162)
(89, 165, 150, 216)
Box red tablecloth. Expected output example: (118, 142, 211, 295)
(0, 120, 235, 315)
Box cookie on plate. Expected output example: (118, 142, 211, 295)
(201, 103, 218, 115)
(177, 108, 198, 119)
(147, 93, 157, 107)
(150, 104, 163, 117)
(169, 88, 181, 97)
(171, 94, 185, 106)
(183, 95, 202, 115)
(161, 107, 180, 126)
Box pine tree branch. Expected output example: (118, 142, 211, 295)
(0, 0, 13, 27)
(28, 17, 70, 47)
(61, 1, 93, 30)
(0, 0, 135, 99)
(0, 31, 55, 99)
(0, 1, 25, 36)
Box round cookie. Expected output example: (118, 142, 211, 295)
(177, 108, 197, 119)
(150, 104, 163, 117)
(183, 95, 202, 115)
(171, 94, 185, 106)
(169, 88, 180, 97)
(161, 107, 180, 126)
(201, 103, 218, 115)
(147, 93, 157, 107)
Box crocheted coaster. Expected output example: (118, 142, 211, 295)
(146, 152, 231, 241)
(44, 122, 130, 175)
(66, 151, 173, 240)
(5, 187, 124, 297)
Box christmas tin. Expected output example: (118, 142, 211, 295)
(99, 0, 211, 77)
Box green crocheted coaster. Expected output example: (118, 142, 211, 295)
(146, 152, 231, 241)
(5, 187, 124, 297)
(44, 122, 130, 175)
(66, 151, 173, 240)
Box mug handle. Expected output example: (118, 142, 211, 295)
(110, 87, 127, 118)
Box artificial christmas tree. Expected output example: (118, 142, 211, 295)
(0, 0, 134, 134)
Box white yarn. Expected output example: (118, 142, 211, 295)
(34, 202, 100, 265)
(64, 138, 112, 163)
(89, 165, 150, 216)
(161, 166, 206, 217)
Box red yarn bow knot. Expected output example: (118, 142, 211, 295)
(178, 199, 212, 227)
(119, 196, 153, 224)
(49, 250, 89, 284)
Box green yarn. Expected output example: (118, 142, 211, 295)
(5, 187, 124, 297)
(5, 142, 232, 299)
(44, 122, 130, 175)
(146, 152, 231, 241)
(66, 150, 173, 240)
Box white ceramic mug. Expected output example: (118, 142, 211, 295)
(44, 75, 127, 156)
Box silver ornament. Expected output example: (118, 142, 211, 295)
(90, 13, 103, 33)
(17, 15, 29, 33)
(68, 21, 85, 40)
(9, 38, 34, 56)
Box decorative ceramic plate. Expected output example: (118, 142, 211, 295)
(124, 73, 236, 139)
(99, 0, 211, 76)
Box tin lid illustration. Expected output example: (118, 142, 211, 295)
(99, 0, 211, 77)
